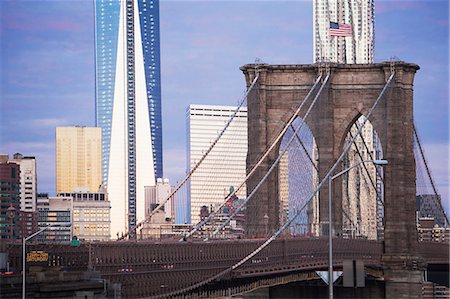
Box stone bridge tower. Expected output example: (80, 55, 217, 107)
(241, 62, 423, 298)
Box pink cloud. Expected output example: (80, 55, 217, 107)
(4, 18, 81, 32)
(2, 8, 81, 33)
(375, 1, 421, 14)
(437, 19, 449, 27)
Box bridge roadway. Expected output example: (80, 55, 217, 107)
(7, 238, 449, 298)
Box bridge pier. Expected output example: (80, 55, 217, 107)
(382, 254, 426, 299)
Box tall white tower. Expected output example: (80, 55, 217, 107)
(108, 0, 156, 239)
(186, 105, 247, 225)
(313, 0, 375, 63)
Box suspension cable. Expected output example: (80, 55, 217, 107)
(156, 70, 395, 299)
(413, 123, 449, 226)
(206, 73, 331, 240)
(227, 71, 395, 272)
(118, 71, 260, 240)
(181, 74, 324, 240)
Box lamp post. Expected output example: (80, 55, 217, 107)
(328, 159, 387, 299)
(22, 223, 72, 299)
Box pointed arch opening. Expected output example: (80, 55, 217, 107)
(278, 117, 320, 236)
(340, 114, 384, 240)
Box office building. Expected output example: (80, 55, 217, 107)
(59, 188, 111, 241)
(94, 0, 160, 238)
(37, 194, 73, 242)
(416, 194, 448, 228)
(144, 178, 174, 221)
(313, 0, 374, 63)
(18, 211, 38, 239)
(0, 160, 21, 239)
(417, 217, 450, 243)
(10, 153, 37, 212)
(140, 178, 175, 239)
(186, 105, 247, 225)
(56, 127, 102, 193)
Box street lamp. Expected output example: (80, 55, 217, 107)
(22, 222, 72, 299)
(328, 159, 387, 299)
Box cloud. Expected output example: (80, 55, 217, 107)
(376, 1, 422, 14)
(28, 118, 72, 128)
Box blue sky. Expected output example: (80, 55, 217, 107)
(0, 0, 448, 212)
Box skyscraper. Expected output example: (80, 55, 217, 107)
(0, 160, 20, 239)
(95, 0, 160, 237)
(9, 153, 37, 212)
(186, 105, 247, 225)
(313, 0, 374, 63)
(95, 0, 163, 184)
(56, 126, 102, 193)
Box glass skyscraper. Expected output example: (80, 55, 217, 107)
(95, 0, 163, 185)
(94, 0, 162, 238)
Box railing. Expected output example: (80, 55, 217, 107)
(5, 238, 448, 297)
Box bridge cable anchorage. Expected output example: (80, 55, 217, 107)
(156, 73, 395, 299)
(205, 73, 331, 240)
(117, 72, 260, 241)
(413, 123, 449, 226)
(181, 74, 324, 241)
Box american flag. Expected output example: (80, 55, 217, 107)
(329, 22, 352, 37)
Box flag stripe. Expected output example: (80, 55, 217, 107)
(329, 22, 352, 37)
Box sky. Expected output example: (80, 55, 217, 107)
(0, 0, 448, 213)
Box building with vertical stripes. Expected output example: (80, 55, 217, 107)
(56, 126, 102, 194)
(313, 0, 374, 63)
(94, 0, 160, 238)
(186, 105, 247, 225)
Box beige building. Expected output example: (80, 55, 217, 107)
(278, 153, 289, 226)
(56, 126, 102, 193)
(140, 178, 175, 239)
(59, 188, 111, 241)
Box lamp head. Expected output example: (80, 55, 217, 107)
(373, 159, 388, 166)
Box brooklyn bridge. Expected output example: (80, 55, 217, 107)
(2, 62, 449, 298)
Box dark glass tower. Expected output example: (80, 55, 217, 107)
(94, 0, 163, 186)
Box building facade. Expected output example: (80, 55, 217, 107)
(56, 127, 102, 193)
(59, 189, 111, 241)
(10, 153, 37, 212)
(186, 105, 247, 225)
(37, 194, 73, 242)
(417, 217, 450, 243)
(144, 178, 174, 221)
(416, 194, 448, 228)
(94, 0, 160, 238)
(0, 161, 21, 239)
(313, 0, 375, 63)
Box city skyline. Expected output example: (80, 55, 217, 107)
(0, 0, 448, 214)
